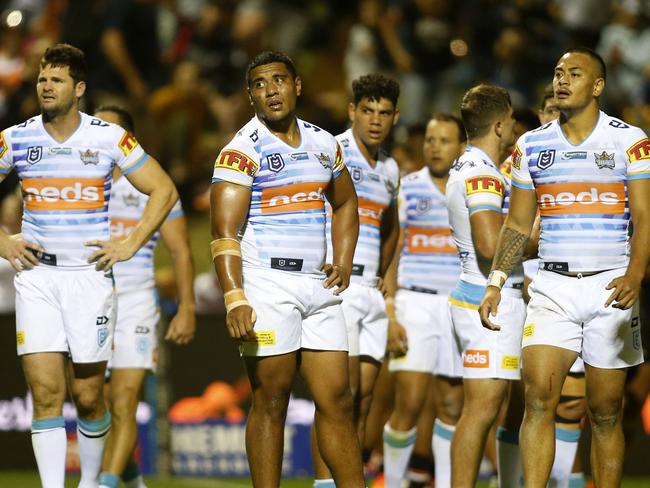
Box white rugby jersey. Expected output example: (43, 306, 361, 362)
(325, 128, 399, 286)
(446, 145, 523, 309)
(212, 116, 345, 276)
(397, 167, 460, 295)
(511, 112, 650, 272)
(0, 113, 148, 268)
(110, 175, 183, 292)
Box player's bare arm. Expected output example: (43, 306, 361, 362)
(324, 166, 359, 294)
(384, 228, 408, 355)
(210, 181, 256, 340)
(605, 178, 650, 309)
(479, 186, 537, 330)
(378, 202, 400, 291)
(470, 209, 503, 278)
(160, 214, 196, 345)
(86, 158, 178, 270)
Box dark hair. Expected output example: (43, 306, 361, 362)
(563, 47, 607, 81)
(352, 74, 400, 106)
(246, 51, 297, 86)
(94, 105, 135, 133)
(429, 112, 467, 143)
(460, 84, 512, 139)
(540, 83, 555, 110)
(513, 107, 539, 132)
(40, 43, 87, 85)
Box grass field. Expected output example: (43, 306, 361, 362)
(2, 472, 650, 487)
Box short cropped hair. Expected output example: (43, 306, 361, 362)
(564, 47, 606, 81)
(94, 105, 135, 133)
(246, 51, 297, 86)
(429, 112, 467, 143)
(40, 43, 87, 85)
(352, 74, 400, 107)
(460, 84, 511, 139)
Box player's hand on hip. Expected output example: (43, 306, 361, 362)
(226, 304, 257, 341)
(479, 286, 502, 331)
(0, 233, 44, 271)
(387, 319, 408, 355)
(376, 277, 388, 297)
(605, 273, 642, 310)
(165, 305, 196, 345)
(85, 239, 137, 271)
(322, 263, 350, 294)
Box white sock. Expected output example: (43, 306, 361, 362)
(432, 419, 455, 488)
(550, 428, 580, 488)
(383, 424, 416, 488)
(31, 416, 67, 488)
(77, 411, 111, 488)
(313, 479, 336, 487)
(496, 427, 522, 488)
(568, 472, 585, 488)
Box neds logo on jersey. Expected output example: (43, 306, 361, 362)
(407, 227, 457, 254)
(110, 218, 138, 239)
(215, 149, 258, 178)
(357, 198, 386, 226)
(261, 182, 326, 214)
(22, 178, 105, 210)
(536, 182, 625, 215)
(465, 175, 504, 196)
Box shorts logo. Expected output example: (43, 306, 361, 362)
(27, 146, 42, 164)
(522, 323, 535, 338)
(536, 182, 625, 216)
(96, 315, 109, 326)
(407, 227, 457, 254)
(118, 131, 139, 156)
(79, 149, 100, 165)
(22, 177, 105, 211)
(358, 198, 386, 226)
(215, 149, 258, 177)
(243, 330, 276, 346)
(136, 337, 148, 354)
(463, 349, 489, 368)
(98, 328, 108, 347)
(266, 153, 285, 172)
(594, 151, 615, 170)
(632, 329, 641, 351)
(465, 175, 504, 196)
(626, 137, 650, 162)
(537, 149, 555, 170)
(501, 355, 519, 370)
(261, 182, 326, 214)
(511, 145, 522, 170)
(16, 331, 24, 346)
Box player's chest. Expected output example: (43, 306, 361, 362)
(527, 144, 626, 181)
(405, 187, 446, 226)
(16, 141, 114, 175)
(255, 147, 333, 184)
(349, 163, 394, 205)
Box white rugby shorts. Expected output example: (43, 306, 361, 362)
(389, 289, 463, 378)
(110, 288, 160, 370)
(450, 288, 526, 380)
(340, 283, 388, 362)
(523, 268, 643, 369)
(239, 267, 348, 356)
(15, 266, 115, 363)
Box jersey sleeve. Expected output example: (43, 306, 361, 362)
(510, 135, 534, 190)
(332, 141, 345, 179)
(623, 127, 650, 181)
(398, 187, 407, 227)
(0, 129, 14, 176)
(211, 135, 259, 187)
(114, 129, 148, 174)
(464, 167, 505, 216)
(388, 161, 400, 205)
(166, 198, 184, 221)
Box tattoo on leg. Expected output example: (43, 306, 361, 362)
(492, 227, 528, 276)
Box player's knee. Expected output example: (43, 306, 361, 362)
(441, 396, 463, 423)
(253, 390, 291, 420)
(109, 394, 139, 423)
(588, 398, 622, 430)
(74, 388, 104, 418)
(30, 381, 65, 416)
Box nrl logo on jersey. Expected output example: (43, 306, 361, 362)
(123, 193, 140, 207)
(536, 149, 555, 170)
(594, 151, 615, 169)
(26, 146, 42, 164)
(351, 167, 363, 182)
(79, 149, 99, 165)
(416, 197, 432, 214)
(317, 153, 331, 169)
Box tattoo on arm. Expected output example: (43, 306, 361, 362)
(491, 227, 528, 276)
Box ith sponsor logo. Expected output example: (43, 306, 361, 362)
(463, 349, 489, 368)
(22, 178, 105, 210)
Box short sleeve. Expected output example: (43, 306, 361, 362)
(510, 136, 534, 190)
(464, 170, 505, 216)
(166, 198, 184, 221)
(114, 129, 148, 174)
(211, 135, 259, 187)
(624, 128, 650, 181)
(398, 187, 407, 226)
(0, 130, 14, 176)
(332, 142, 345, 179)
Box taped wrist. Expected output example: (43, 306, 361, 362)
(224, 288, 249, 313)
(487, 270, 508, 290)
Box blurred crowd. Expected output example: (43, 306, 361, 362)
(2, 0, 650, 207)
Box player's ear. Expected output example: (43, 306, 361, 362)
(494, 120, 502, 139)
(294, 76, 302, 97)
(593, 77, 605, 98)
(392, 108, 400, 126)
(75, 81, 86, 99)
(348, 102, 356, 122)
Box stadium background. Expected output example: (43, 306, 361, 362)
(0, 0, 649, 485)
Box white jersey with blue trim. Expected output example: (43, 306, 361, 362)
(325, 128, 399, 286)
(212, 116, 345, 276)
(0, 112, 148, 268)
(446, 145, 523, 308)
(511, 111, 650, 273)
(397, 167, 460, 295)
(110, 175, 183, 292)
